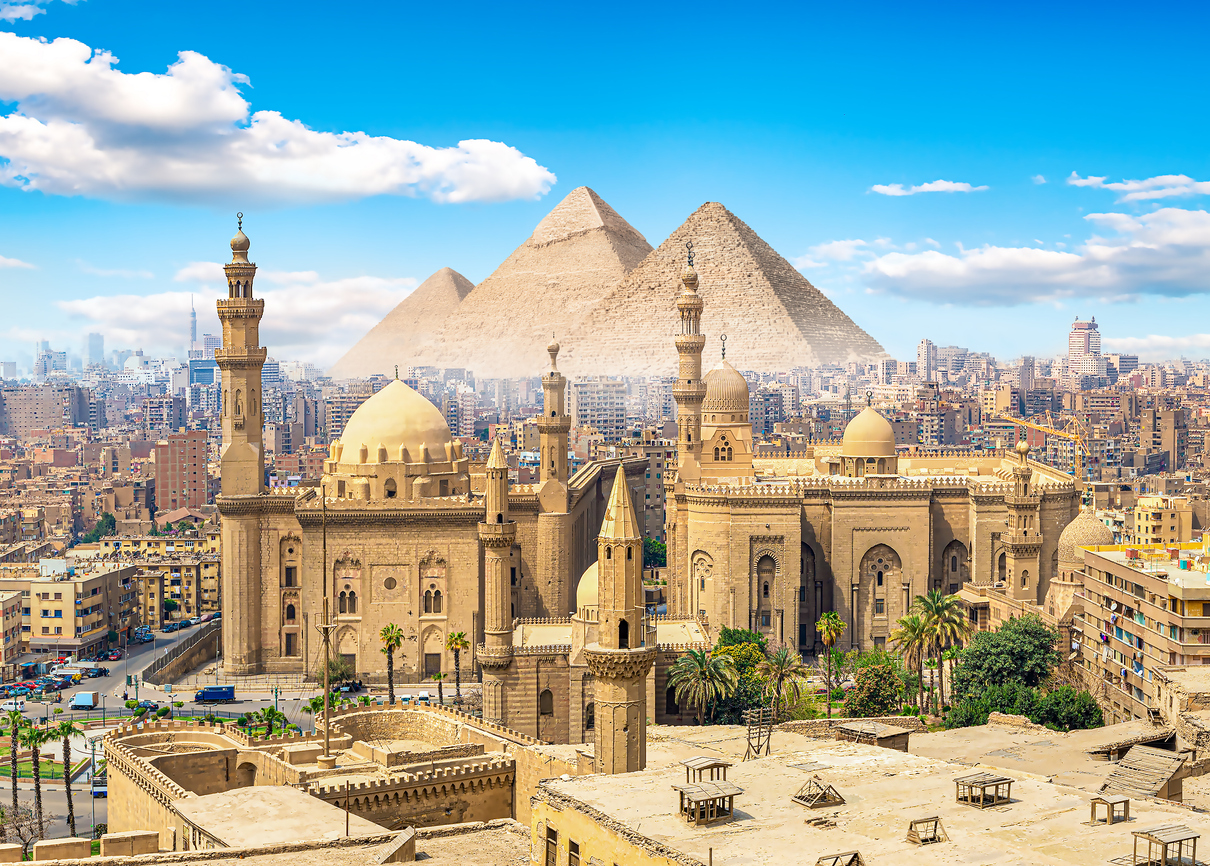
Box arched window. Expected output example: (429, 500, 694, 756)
(348, 591, 357, 614)
(606, 547, 612, 560)
(424, 590, 433, 613)
(539, 689, 554, 716)
(384, 478, 397, 498)
(757, 555, 776, 599)
(496, 513, 503, 523)
(627, 546, 632, 561)
(433, 590, 442, 614)
(584, 703, 595, 730)
(763, 582, 770, 598)
(877, 570, 884, 587)
(726, 447, 732, 461)
(338, 592, 347, 614)
(619, 618, 630, 649)
(951, 555, 958, 572)
(714, 446, 720, 460)
(285, 604, 296, 621)
(1021, 569, 1029, 589)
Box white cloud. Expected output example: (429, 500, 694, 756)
(77, 260, 152, 279)
(809, 238, 871, 261)
(0, 0, 77, 21)
(69, 263, 419, 363)
(870, 180, 989, 196)
(1032, 174, 1047, 185)
(1067, 172, 1210, 202)
(1103, 334, 1210, 362)
(0, 32, 556, 205)
(862, 206, 1210, 306)
(0, 253, 34, 268)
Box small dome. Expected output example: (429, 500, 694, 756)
(338, 379, 454, 467)
(1016, 440, 1031, 456)
(842, 407, 896, 458)
(1057, 508, 1114, 565)
(576, 561, 598, 611)
(230, 229, 250, 253)
(702, 359, 750, 414)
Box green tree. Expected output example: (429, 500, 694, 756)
(80, 513, 116, 544)
(325, 654, 354, 684)
(756, 645, 810, 720)
(106, 630, 120, 645)
(950, 614, 1060, 703)
(815, 612, 847, 719)
(667, 649, 738, 726)
(53, 719, 82, 837)
(258, 707, 285, 738)
(445, 631, 470, 703)
(843, 663, 902, 717)
(717, 627, 767, 654)
(713, 642, 768, 724)
(301, 695, 326, 722)
(431, 672, 445, 706)
(642, 537, 667, 569)
(379, 623, 404, 705)
(891, 614, 929, 712)
(5, 710, 23, 836)
(1032, 686, 1103, 731)
(912, 589, 972, 711)
(17, 725, 47, 838)
(163, 599, 179, 615)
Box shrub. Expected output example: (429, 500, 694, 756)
(843, 663, 901, 718)
(155, 707, 171, 718)
(717, 628, 767, 654)
(124, 700, 138, 710)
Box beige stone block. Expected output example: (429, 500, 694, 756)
(100, 830, 160, 857)
(33, 837, 91, 860)
(282, 743, 324, 765)
(0, 843, 23, 862)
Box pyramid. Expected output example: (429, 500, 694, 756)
(424, 187, 653, 378)
(558, 202, 887, 375)
(328, 267, 474, 378)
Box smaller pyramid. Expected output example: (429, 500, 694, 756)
(329, 267, 474, 379)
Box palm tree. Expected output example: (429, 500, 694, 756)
(5, 710, 23, 835)
(445, 632, 470, 704)
(17, 725, 47, 839)
(756, 645, 811, 719)
(913, 589, 972, 712)
(53, 719, 82, 837)
(667, 649, 738, 726)
(815, 612, 847, 719)
(379, 624, 404, 705)
(890, 614, 929, 711)
(431, 672, 446, 706)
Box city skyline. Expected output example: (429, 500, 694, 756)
(3, 1, 1210, 368)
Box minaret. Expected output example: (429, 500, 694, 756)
(672, 242, 705, 484)
(478, 437, 516, 723)
(216, 214, 267, 675)
(1003, 440, 1042, 602)
(538, 339, 570, 488)
(584, 465, 654, 774)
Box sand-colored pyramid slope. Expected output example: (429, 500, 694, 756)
(559, 202, 887, 376)
(425, 187, 653, 378)
(328, 267, 474, 378)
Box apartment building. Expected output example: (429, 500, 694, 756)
(1077, 542, 1210, 726)
(100, 531, 220, 619)
(155, 430, 209, 510)
(0, 590, 21, 671)
(0, 562, 138, 656)
(1128, 495, 1194, 546)
(570, 378, 627, 443)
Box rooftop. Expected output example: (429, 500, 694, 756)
(172, 785, 386, 846)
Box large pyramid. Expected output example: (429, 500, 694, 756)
(423, 187, 653, 378)
(558, 202, 887, 375)
(328, 267, 475, 379)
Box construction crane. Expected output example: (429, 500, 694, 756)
(993, 413, 1092, 483)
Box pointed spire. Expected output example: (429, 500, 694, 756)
(487, 436, 507, 470)
(599, 464, 639, 540)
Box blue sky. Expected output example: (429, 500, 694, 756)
(2, 0, 1209, 369)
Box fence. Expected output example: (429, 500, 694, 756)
(142, 621, 219, 685)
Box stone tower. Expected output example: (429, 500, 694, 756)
(1003, 441, 1042, 601)
(584, 465, 654, 774)
(479, 437, 516, 723)
(671, 249, 705, 485)
(534, 339, 571, 617)
(217, 216, 267, 674)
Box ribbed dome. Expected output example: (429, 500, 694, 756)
(337, 379, 454, 464)
(841, 407, 896, 458)
(1057, 509, 1114, 565)
(576, 561, 598, 610)
(702, 360, 750, 414)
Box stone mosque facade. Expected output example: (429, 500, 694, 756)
(663, 260, 1082, 653)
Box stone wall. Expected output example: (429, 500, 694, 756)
(778, 715, 927, 737)
(144, 623, 220, 687)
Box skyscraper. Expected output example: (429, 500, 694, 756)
(86, 333, 105, 368)
(1067, 317, 1107, 383)
(190, 296, 198, 353)
(917, 339, 937, 383)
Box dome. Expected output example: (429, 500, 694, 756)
(841, 407, 896, 458)
(230, 229, 250, 253)
(576, 561, 598, 610)
(337, 379, 454, 465)
(1057, 508, 1114, 565)
(702, 360, 750, 414)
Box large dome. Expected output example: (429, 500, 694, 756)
(338, 379, 454, 463)
(1057, 508, 1114, 565)
(576, 561, 598, 611)
(841, 407, 896, 458)
(702, 359, 750, 414)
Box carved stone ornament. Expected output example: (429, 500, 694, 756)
(583, 645, 655, 680)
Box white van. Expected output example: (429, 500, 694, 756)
(0, 699, 25, 713)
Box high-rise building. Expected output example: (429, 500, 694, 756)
(570, 377, 627, 443)
(86, 333, 105, 368)
(1067, 317, 1107, 383)
(155, 430, 210, 510)
(201, 334, 222, 360)
(917, 339, 938, 382)
(189, 297, 198, 353)
(1018, 356, 1035, 393)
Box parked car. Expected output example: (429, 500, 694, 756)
(135, 700, 159, 711)
(0, 699, 24, 713)
(161, 623, 179, 633)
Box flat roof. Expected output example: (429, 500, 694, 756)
(173, 786, 385, 846)
(543, 736, 1210, 865)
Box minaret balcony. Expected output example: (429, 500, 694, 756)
(583, 643, 655, 680)
(478, 521, 517, 548)
(477, 643, 513, 668)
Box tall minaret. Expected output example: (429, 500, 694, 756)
(672, 243, 705, 484)
(584, 465, 654, 774)
(478, 437, 516, 723)
(1003, 440, 1042, 602)
(216, 214, 267, 675)
(538, 339, 570, 488)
